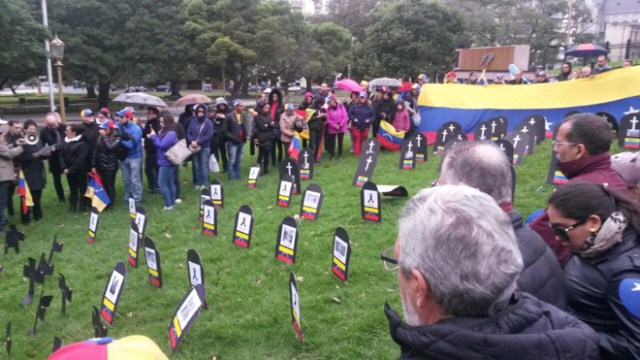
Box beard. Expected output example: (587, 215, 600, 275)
(400, 287, 420, 326)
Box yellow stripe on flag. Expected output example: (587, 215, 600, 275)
(278, 245, 294, 255)
(234, 231, 248, 240)
(103, 298, 115, 311)
(333, 258, 346, 271)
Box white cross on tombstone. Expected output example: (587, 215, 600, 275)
(365, 156, 373, 171)
(448, 124, 456, 132)
(513, 134, 521, 149)
(529, 118, 536, 126)
(457, 133, 463, 140)
(303, 152, 309, 166)
(480, 124, 487, 139)
(441, 129, 448, 142)
(499, 142, 506, 151)
(416, 134, 422, 147)
(367, 141, 375, 153)
(491, 121, 497, 133)
(631, 116, 639, 131)
(286, 163, 293, 176)
(520, 126, 529, 133)
(406, 141, 413, 153)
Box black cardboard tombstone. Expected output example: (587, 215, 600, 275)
(127, 223, 140, 268)
(619, 113, 640, 149)
(352, 152, 378, 186)
(144, 237, 163, 288)
(168, 284, 206, 354)
(87, 207, 100, 244)
(433, 122, 463, 154)
(210, 179, 224, 209)
(473, 121, 491, 141)
(276, 217, 299, 264)
(495, 115, 509, 139)
(198, 189, 210, 222)
(522, 114, 546, 145)
(442, 121, 462, 134)
(280, 160, 301, 195)
(247, 164, 261, 188)
(361, 181, 381, 222)
(494, 139, 515, 165)
(513, 121, 537, 155)
(277, 176, 294, 208)
(187, 249, 204, 290)
(300, 184, 323, 221)
(289, 272, 303, 344)
(362, 138, 381, 156)
(504, 132, 529, 165)
(202, 199, 217, 237)
(596, 112, 619, 138)
(411, 133, 428, 162)
(232, 205, 253, 249)
(399, 138, 417, 170)
(297, 148, 315, 180)
(331, 227, 351, 282)
(486, 118, 503, 140)
(100, 261, 126, 325)
(134, 206, 147, 243)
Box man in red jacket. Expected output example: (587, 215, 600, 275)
(530, 113, 629, 265)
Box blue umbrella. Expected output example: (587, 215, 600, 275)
(565, 43, 609, 58)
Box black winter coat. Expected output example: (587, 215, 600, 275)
(386, 293, 600, 360)
(510, 211, 566, 309)
(223, 112, 248, 144)
(143, 118, 160, 156)
(93, 135, 121, 171)
(253, 113, 275, 148)
(15, 143, 45, 191)
(60, 138, 88, 176)
(374, 98, 396, 122)
(212, 117, 226, 145)
(82, 122, 100, 160)
(564, 229, 640, 359)
(40, 124, 65, 173)
(307, 108, 326, 132)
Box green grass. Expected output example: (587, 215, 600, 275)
(0, 138, 604, 359)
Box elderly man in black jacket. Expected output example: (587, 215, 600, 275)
(41, 112, 66, 203)
(438, 141, 566, 309)
(386, 185, 600, 360)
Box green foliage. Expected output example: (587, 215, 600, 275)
(360, 0, 464, 78)
(0, 0, 47, 89)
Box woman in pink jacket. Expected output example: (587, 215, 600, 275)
(325, 94, 348, 160)
(392, 100, 410, 135)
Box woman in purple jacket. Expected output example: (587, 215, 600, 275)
(148, 111, 179, 210)
(325, 94, 348, 160)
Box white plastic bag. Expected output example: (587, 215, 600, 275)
(209, 154, 220, 173)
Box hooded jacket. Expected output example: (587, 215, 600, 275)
(326, 103, 348, 135)
(530, 152, 630, 264)
(564, 229, 640, 359)
(186, 104, 214, 147)
(212, 99, 229, 144)
(60, 136, 88, 176)
(385, 293, 600, 360)
(348, 101, 375, 130)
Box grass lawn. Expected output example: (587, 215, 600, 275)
(0, 137, 616, 359)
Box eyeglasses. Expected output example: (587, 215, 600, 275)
(380, 246, 398, 271)
(196, 110, 205, 114)
(552, 140, 576, 148)
(549, 219, 586, 243)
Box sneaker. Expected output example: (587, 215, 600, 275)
(163, 206, 175, 211)
(175, 198, 182, 204)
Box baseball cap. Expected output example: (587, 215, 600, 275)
(116, 108, 134, 118)
(232, 99, 243, 107)
(99, 120, 114, 130)
(48, 335, 168, 360)
(537, 71, 547, 77)
(286, 103, 295, 111)
(326, 94, 335, 102)
(304, 92, 312, 99)
(359, 91, 367, 98)
(80, 109, 93, 118)
(99, 108, 110, 115)
(418, 74, 427, 82)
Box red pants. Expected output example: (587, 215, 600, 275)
(351, 128, 369, 155)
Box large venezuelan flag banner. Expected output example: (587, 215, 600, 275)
(417, 66, 640, 144)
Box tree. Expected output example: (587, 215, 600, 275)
(359, 0, 464, 80)
(312, 0, 379, 42)
(0, 0, 47, 92)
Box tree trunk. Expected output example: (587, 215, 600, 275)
(0, 77, 8, 90)
(240, 66, 249, 97)
(9, 84, 16, 95)
(98, 80, 111, 109)
(170, 80, 181, 97)
(86, 85, 97, 98)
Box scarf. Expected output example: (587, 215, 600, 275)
(577, 211, 628, 258)
(64, 135, 82, 143)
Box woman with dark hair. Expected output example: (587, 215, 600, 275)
(557, 62, 572, 81)
(268, 88, 285, 164)
(91, 120, 121, 210)
(149, 111, 178, 210)
(307, 97, 326, 162)
(60, 124, 88, 212)
(253, 100, 276, 175)
(15, 119, 45, 223)
(547, 182, 640, 359)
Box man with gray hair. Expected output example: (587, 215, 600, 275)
(439, 141, 565, 308)
(385, 185, 600, 359)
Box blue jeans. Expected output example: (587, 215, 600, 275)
(121, 157, 143, 203)
(226, 142, 244, 180)
(158, 165, 176, 207)
(192, 147, 210, 186)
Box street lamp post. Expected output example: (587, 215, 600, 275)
(50, 34, 66, 123)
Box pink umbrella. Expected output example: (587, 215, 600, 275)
(334, 79, 363, 94)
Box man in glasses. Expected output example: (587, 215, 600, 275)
(438, 141, 565, 309)
(385, 185, 600, 360)
(530, 113, 629, 265)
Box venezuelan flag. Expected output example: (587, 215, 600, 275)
(288, 134, 302, 160)
(16, 170, 33, 216)
(624, 137, 640, 149)
(553, 170, 569, 185)
(234, 231, 250, 248)
(332, 258, 347, 281)
(377, 120, 406, 151)
(418, 67, 640, 144)
(355, 175, 369, 187)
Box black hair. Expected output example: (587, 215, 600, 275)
(68, 123, 85, 135)
(562, 62, 572, 73)
(548, 182, 640, 232)
(563, 113, 612, 155)
(183, 105, 192, 116)
(8, 120, 20, 127)
(24, 119, 37, 131)
(147, 107, 159, 116)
